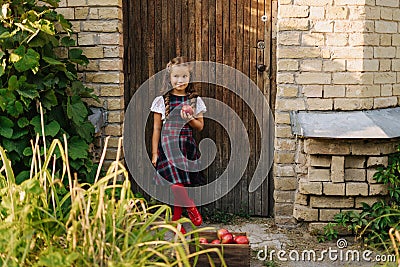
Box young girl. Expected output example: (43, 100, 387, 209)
(150, 57, 206, 233)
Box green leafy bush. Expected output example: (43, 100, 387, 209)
(0, 0, 97, 183)
(319, 146, 400, 249)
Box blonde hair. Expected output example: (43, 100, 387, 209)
(161, 57, 198, 120)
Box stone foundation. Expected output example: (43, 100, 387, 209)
(293, 138, 398, 230)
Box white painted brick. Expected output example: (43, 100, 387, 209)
(302, 33, 325, 46)
(374, 47, 396, 58)
(278, 84, 299, 97)
(275, 98, 306, 111)
(394, 84, 400, 95)
(348, 6, 366, 20)
(275, 112, 291, 124)
(277, 59, 299, 71)
(346, 85, 381, 97)
(296, 72, 331, 84)
(374, 97, 398, 108)
(394, 9, 400, 21)
(278, 19, 310, 31)
(381, 7, 393, 20)
(324, 85, 345, 97)
(323, 59, 346, 72)
(393, 35, 400, 46)
(364, 60, 380, 71)
(392, 59, 400, 71)
(375, 21, 398, 33)
(294, 0, 332, 5)
(278, 47, 322, 58)
(331, 47, 373, 59)
(374, 72, 397, 84)
(332, 72, 373, 85)
(279, 5, 309, 18)
(326, 33, 348, 46)
(310, 6, 325, 19)
(347, 59, 379, 72)
(303, 85, 323, 97)
(376, 0, 399, 7)
(334, 98, 374, 110)
(349, 33, 380, 46)
(278, 32, 301, 45)
(334, 21, 365, 33)
(277, 73, 295, 84)
(312, 21, 334, 33)
(380, 59, 392, 71)
(326, 6, 348, 19)
(307, 98, 333, 110)
(335, 0, 369, 5)
(364, 6, 381, 20)
(300, 60, 322, 71)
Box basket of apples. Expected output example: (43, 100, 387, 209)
(190, 229, 250, 266)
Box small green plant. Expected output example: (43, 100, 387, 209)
(202, 205, 251, 224)
(319, 145, 400, 249)
(264, 260, 279, 267)
(0, 0, 97, 183)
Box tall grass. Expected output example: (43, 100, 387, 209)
(0, 110, 226, 266)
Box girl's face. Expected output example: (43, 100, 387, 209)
(170, 65, 190, 94)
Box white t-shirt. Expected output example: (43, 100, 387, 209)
(150, 95, 207, 120)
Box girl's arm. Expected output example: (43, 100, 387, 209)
(151, 112, 162, 166)
(182, 111, 204, 131)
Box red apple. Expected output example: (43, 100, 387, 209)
(199, 237, 208, 244)
(221, 233, 234, 244)
(211, 239, 221, 244)
(234, 235, 249, 244)
(181, 104, 194, 115)
(217, 228, 230, 240)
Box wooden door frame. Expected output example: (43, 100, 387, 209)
(122, 0, 277, 217)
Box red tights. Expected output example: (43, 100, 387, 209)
(171, 183, 202, 226)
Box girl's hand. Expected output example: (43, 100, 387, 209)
(151, 154, 158, 167)
(180, 110, 194, 122)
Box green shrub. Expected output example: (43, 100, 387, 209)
(0, 134, 226, 266)
(0, 0, 97, 183)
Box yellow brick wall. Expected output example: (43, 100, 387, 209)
(275, 0, 400, 225)
(56, 0, 124, 161)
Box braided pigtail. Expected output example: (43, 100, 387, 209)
(188, 91, 199, 114)
(164, 91, 171, 120)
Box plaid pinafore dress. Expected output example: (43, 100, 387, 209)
(154, 94, 204, 185)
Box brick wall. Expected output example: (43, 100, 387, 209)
(56, 0, 124, 162)
(275, 0, 400, 226)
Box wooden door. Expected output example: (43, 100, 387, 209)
(123, 0, 275, 216)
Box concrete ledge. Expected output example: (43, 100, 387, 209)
(290, 107, 400, 138)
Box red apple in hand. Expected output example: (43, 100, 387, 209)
(221, 233, 234, 244)
(181, 104, 194, 116)
(217, 228, 230, 240)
